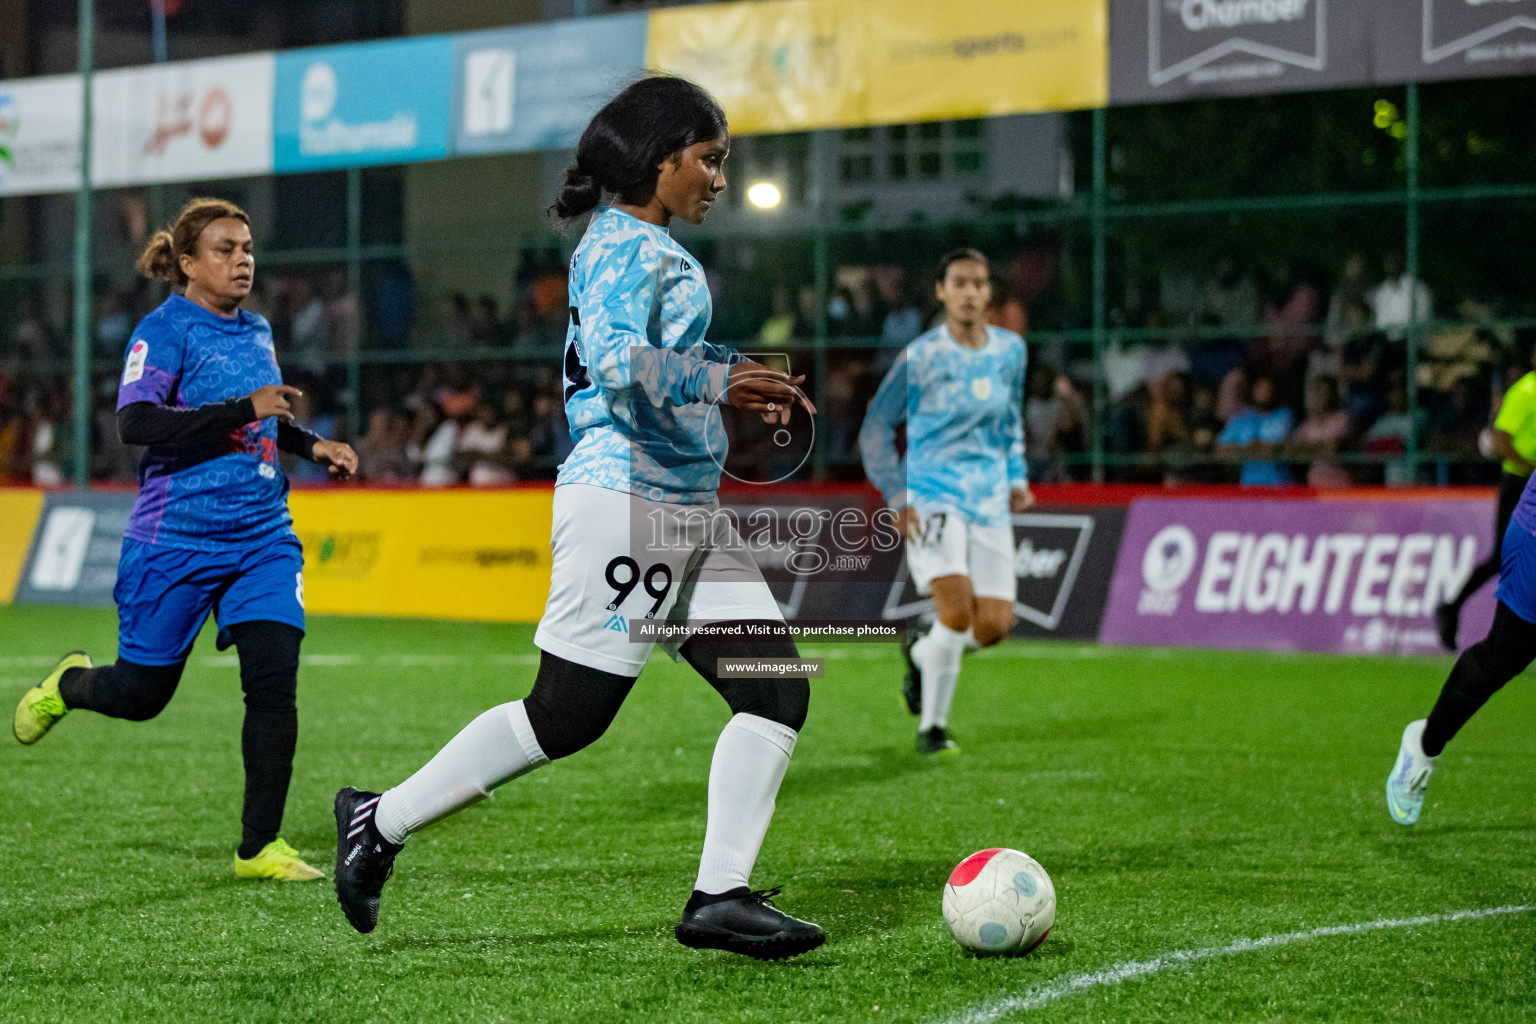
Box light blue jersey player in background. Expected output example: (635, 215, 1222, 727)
(861, 248, 1032, 755)
(13, 198, 358, 881)
(335, 77, 828, 960)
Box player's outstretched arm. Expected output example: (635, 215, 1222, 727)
(117, 397, 260, 446)
(275, 421, 358, 480)
(858, 350, 911, 511)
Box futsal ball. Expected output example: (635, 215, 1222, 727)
(942, 848, 1055, 954)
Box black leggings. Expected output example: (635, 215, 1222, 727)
(522, 622, 810, 761)
(1422, 601, 1536, 756)
(1448, 472, 1528, 611)
(59, 620, 303, 857)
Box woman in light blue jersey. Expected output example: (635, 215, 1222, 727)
(861, 249, 1032, 754)
(335, 77, 826, 960)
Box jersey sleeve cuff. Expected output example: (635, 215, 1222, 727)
(704, 361, 732, 405)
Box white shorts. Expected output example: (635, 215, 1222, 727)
(905, 507, 1018, 602)
(534, 483, 784, 677)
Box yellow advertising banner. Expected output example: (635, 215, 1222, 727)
(0, 489, 44, 604)
(288, 488, 554, 623)
(646, 0, 867, 135)
(646, 0, 1106, 136)
(863, 0, 1108, 122)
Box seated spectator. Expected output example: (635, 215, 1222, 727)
(411, 400, 462, 488)
(1424, 377, 1486, 469)
(289, 278, 327, 375)
(1194, 257, 1260, 331)
(1216, 362, 1248, 424)
(527, 389, 573, 472)
(28, 392, 63, 488)
(1372, 252, 1432, 342)
(323, 269, 358, 358)
(1188, 385, 1222, 453)
(1339, 302, 1387, 429)
(1255, 262, 1320, 402)
(1217, 375, 1294, 486)
(1145, 371, 1192, 456)
(1365, 380, 1418, 486)
(459, 401, 514, 487)
(1289, 375, 1352, 489)
(356, 409, 413, 484)
(13, 298, 54, 361)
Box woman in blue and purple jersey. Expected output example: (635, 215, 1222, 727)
(12, 198, 357, 881)
(1387, 471, 1536, 826)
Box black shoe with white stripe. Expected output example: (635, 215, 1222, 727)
(675, 886, 826, 960)
(901, 622, 922, 716)
(334, 787, 403, 934)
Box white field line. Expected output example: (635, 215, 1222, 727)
(937, 904, 1536, 1024)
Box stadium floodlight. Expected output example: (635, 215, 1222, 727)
(747, 181, 782, 209)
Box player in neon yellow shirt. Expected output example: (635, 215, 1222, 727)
(1435, 352, 1536, 649)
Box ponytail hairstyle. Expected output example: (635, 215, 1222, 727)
(135, 197, 251, 287)
(552, 75, 728, 221)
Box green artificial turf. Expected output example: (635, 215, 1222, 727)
(2, 605, 1533, 1023)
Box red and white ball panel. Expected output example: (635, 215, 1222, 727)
(942, 847, 1056, 954)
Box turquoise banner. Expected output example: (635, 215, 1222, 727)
(274, 37, 454, 172)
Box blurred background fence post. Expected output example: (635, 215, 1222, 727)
(69, 0, 94, 490)
(1091, 107, 1108, 485)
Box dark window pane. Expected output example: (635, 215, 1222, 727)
(843, 127, 873, 143)
(953, 119, 983, 138)
(954, 150, 982, 174)
(888, 153, 909, 180)
(918, 121, 943, 140)
(888, 124, 909, 142)
(919, 151, 943, 178)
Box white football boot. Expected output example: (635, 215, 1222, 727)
(1386, 719, 1438, 826)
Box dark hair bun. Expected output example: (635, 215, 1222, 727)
(135, 229, 178, 283)
(554, 166, 603, 221)
(550, 75, 727, 222)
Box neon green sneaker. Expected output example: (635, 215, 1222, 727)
(235, 838, 325, 881)
(14, 651, 90, 745)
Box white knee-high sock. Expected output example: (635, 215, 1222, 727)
(374, 700, 548, 844)
(917, 621, 967, 732)
(694, 713, 798, 895)
(962, 628, 980, 654)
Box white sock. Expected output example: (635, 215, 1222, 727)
(962, 628, 980, 655)
(694, 713, 798, 895)
(917, 621, 966, 732)
(374, 700, 549, 845)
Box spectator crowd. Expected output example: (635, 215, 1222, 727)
(0, 244, 1528, 489)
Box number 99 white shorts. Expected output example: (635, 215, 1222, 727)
(905, 506, 1018, 602)
(534, 483, 786, 677)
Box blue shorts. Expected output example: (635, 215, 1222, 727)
(1496, 518, 1536, 625)
(114, 535, 306, 666)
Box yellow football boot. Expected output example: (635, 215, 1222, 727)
(234, 838, 325, 881)
(14, 651, 90, 745)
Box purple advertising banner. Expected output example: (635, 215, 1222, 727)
(1099, 497, 1496, 655)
